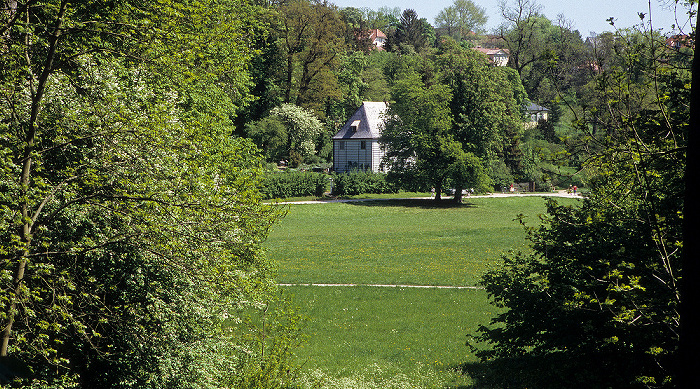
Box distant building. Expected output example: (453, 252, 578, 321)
(332, 102, 389, 173)
(368, 29, 387, 51)
(666, 34, 693, 50)
(472, 47, 510, 66)
(524, 102, 549, 128)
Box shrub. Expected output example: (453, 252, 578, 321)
(331, 170, 397, 196)
(261, 170, 328, 199)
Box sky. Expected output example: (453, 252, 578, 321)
(329, 0, 696, 37)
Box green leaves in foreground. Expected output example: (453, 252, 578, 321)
(1, 0, 300, 387)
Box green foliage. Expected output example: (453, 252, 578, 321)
(276, 0, 347, 114)
(225, 292, 307, 389)
(386, 9, 433, 52)
(471, 24, 688, 388)
(261, 170, 328, 199)
(472, 195, 681, 387)
(0, 1, 303, 387)
(330, 171, 397, 196)
(381, 40, 524, 197)
(246, 104, 325, 164)
(435, 0, 489, 39)
(435, 39, 524, 168)
(381, 68, 459, 198)
(246, 116, 290, 163)
(446, 151, 492, 197)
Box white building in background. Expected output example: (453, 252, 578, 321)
(472, 47, 510, 66)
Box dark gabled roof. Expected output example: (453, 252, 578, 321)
(332, 102, 389, 140)
(524, 102, 549, 112)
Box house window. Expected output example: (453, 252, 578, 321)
(339, 141, 345, 150)
(360, 141, 366, 150)
(351, 120, 360, 133)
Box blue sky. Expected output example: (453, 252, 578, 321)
(329, 0, 695, 37)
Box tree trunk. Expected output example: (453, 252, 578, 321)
(454, 185, 463, 203)
(679, 8, 700, 387)
(1, 0, 67, 358)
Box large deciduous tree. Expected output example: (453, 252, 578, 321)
(435, 38, 526, 185)
(277, 0, 346, 115)
(470, 17, 690, 389)
(0, 0, 293, 386)
(380, 64, 491, 201)
(435, 0, 488, 40)
(380, 71, 455, 198)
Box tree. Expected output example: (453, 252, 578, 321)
(387, 9, 431, 53)
(435, 0, 488, 40)
(277, 0, 347, 115)
(497, 0, 546, 76)
(380, 71, 457, 200)
(246, 103, 326, 166)
(448, 150, 491, 203)
(245, 115, 290, 163)
(435, 7, 460, 39)
(0, 1, 294, 386)
(435, 38, 525, 184)
(679, 5, 700, 388)
(470, 19, 690, 389)
(363, 6, 401, 31)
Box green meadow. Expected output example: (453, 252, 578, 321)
(265, 196, 580, 388)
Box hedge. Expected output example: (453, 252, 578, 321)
(261, 170, 328, 199)
(331, 170, 397, 196)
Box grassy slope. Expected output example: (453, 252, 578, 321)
(265, 196, 580, 387)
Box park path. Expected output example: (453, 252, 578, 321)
(269, 190, 581, 205)
(278, 283, 482, 289)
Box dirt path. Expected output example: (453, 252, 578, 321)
(278, 283, 483, 289)
(270, 190, 581, 205)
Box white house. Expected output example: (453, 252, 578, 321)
(524, 102, 549, 123)
(332, 102, 389, 173)
(472, 47, 510, 66)
(368, 29, 387, 50)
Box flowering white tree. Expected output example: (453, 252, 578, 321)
(270, 103, 325, 158)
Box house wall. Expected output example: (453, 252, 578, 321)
(333, 139, 386, 173)
(492, 53, 508, 66)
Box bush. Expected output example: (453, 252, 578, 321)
(261, 170, 328, 199)
(488, 160, 514, 191)
(331, 170, 397, 196)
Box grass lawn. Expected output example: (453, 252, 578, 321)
(265, 196, 580, 388)
(286, 286, 495, 388)
(268, 196, 568, 286)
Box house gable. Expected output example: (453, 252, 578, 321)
(333, 102, 389, 173)
(369, 29, 387, 50)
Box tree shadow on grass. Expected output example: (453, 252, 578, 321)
(346, 198, 479, 209)
(454, 353, 630, 389)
